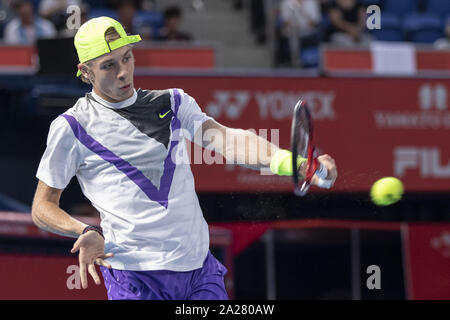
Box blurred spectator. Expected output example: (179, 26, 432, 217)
(280, 0, 321, 67)
(327, 0, 371, 47)
(4, 0, 56, 44)
(141, 0, 156, 11)
(39, 0, 81, 31)
(156, 5, 191, 41)
(0, 0, 15, 33)
(250, 0, 266, 44)
(434, 21, 450, 50)
(115, 0, 152, 39)
(318, 0, 332, 14)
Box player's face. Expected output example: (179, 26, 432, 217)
(90, 45, 135, 103)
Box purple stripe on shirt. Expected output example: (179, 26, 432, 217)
(60, 89, 182, 209)
(157, 89, 182, 207)
(173, 88, 181, 115)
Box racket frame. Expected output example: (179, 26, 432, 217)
(291, 100, 319, 197)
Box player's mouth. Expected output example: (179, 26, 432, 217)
(120, 84, 131, 90)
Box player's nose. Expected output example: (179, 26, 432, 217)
(117, 65, 129, 81)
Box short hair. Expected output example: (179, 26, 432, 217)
(11, 0, 32, 10)
(164, 6, 182, 20)
(79, 27, 122, 84)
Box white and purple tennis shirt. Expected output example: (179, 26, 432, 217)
(36, 88, 212, 271)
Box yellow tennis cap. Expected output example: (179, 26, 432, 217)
(74, 16, 141, 77)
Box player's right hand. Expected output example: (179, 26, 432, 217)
(317, 154, 337, 182)
(71, 231, 114, 289)
(312, 154, 337, 188)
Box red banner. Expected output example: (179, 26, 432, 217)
(0, 254, 107, 299)
(135, 75, 450, 193)
(403, 224, 450, 300)
(0, 212, 234, 299)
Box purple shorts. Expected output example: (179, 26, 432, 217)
(100, 251, 228, 300)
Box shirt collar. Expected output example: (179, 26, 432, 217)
(90, 88, 138, 109)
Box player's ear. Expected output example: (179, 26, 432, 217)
(78, 63, 95, 84)
(78, 63, 89, 78)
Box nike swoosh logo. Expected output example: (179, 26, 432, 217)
(158, 110, 171, 119)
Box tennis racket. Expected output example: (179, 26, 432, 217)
(291, 99, 328, 196)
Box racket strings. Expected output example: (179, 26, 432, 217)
(292, 101, 316, 196)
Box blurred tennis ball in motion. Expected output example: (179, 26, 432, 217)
(370, 177, 404, 206)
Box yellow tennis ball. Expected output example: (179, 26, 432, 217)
(370, 177, 404, 206)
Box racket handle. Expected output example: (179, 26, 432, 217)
(315, 163, 328, 179)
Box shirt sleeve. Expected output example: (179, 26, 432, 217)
(36, 116, 82, 189)
(172, 88, 213, 141)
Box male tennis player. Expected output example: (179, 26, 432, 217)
(31, 17, 337, 300)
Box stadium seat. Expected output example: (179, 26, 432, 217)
(425, 0, 450, 18)
(300, 47, 319, 68)
(370, 13, 404, 41)
(403, 13, 444, 43)
(384, 0, 418, 17)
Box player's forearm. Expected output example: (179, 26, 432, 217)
(31, 201, 87, 238)
(222, 128, 280, 170)
(200, 120, 281, 170)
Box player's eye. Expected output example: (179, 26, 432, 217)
(102, 63, 114, 69)
(123, 56, 131, 62)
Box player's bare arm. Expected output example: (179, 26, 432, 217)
(32, 180, 86, 237)
(199, 118, 279, 169)
(199, 119, 337, 185)
(32, 180, 113, 288)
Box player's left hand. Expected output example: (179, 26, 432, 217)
(70, 230, 114, 289)
(312, 154, 337, 188)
